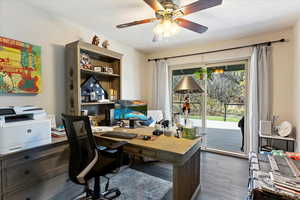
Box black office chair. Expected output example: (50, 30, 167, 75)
(61, 114, 127, 200)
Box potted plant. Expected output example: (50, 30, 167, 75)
(194, 68, 213, 80)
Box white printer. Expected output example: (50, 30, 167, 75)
(0, 106, 51, 154)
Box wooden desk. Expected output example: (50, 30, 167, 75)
(94, 127, 202, 200)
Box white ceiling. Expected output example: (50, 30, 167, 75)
(24, 0, 300, 53)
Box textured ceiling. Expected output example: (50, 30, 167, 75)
(23, 0, 300, 53)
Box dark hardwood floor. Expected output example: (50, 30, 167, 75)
(132, 152, 249, 200)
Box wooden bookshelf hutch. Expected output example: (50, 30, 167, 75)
(65, 40, 122, 124)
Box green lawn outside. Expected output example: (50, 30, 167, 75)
(207, 116, 240, 122)
(180, 115, 240, 122)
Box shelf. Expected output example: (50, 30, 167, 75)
(81, 102, 115, 106)
(259, 132, 295, 141)
(66, 40, 121, 118)
(80, 68, 120, 78)
(78, 40, 123, 61)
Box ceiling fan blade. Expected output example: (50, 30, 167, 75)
(143, 0, 164, 11)
(176, 18, 208, 34)
(179, 0, 222, 16)
(116, 18, 157, 28)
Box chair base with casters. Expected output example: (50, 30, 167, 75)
(80, 148, 123, 200)
(61, 114, 127, 200)
(78, 176, 121, 200)
(78, 159, 122, 200)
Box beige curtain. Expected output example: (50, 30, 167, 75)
(249, 45, 273, 152)
(153, 60, 171, 120)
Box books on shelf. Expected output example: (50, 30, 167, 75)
(51, 128, 66, 138)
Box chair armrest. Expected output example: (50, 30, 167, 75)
(77, 149, 98, 184)
(107, 141, 128, 150)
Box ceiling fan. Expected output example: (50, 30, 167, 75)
(116, 0, 223, 42)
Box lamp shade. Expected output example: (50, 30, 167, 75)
(174, 76, 204, 94)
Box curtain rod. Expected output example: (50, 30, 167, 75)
(147, 38, 286, 62)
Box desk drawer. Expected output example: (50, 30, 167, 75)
(4, 144, 68, 168)
(3, 150, 69, 192)
(141, 149, 156, 158)
(123, 146, 140, 154)
(124, 146, 157, 158)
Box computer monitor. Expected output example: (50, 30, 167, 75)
(114, 100, 147, 121)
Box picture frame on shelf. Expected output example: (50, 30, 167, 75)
(107, 67, 113, 74)
(94, 66, 102, 72)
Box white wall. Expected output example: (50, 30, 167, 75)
(146, 29, 294, 124)
(0, 0, 148, 118)
(293, 20, 300, 151)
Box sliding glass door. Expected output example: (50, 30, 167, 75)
(205, 62, 247, 155)
(171, 61, 248, 156)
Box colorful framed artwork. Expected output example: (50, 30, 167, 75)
(0, 36, 42, 94)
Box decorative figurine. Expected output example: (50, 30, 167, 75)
(182, 96, 191, 125)
(92, 35, 100, 46)
(102, 40, 110, 49)
(80, 53, 93, 70)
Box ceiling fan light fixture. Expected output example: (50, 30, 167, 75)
(153, 22, 164, 35)
(116, 0, 222, 42)
(153, 19, 180, 39)
(171, 21, 180, 34)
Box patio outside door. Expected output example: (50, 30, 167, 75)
(171, 60, 248, 156)
(204, 61, 247, 156)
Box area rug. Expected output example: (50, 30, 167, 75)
(103, 168, 172, 200)
(75, 168, 172, 200)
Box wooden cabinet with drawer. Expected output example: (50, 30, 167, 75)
(0, 139, 85, 200)
(3, 172, 82, 200)
(3, 143, 68, 168)
(3, 144, 69, 193)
